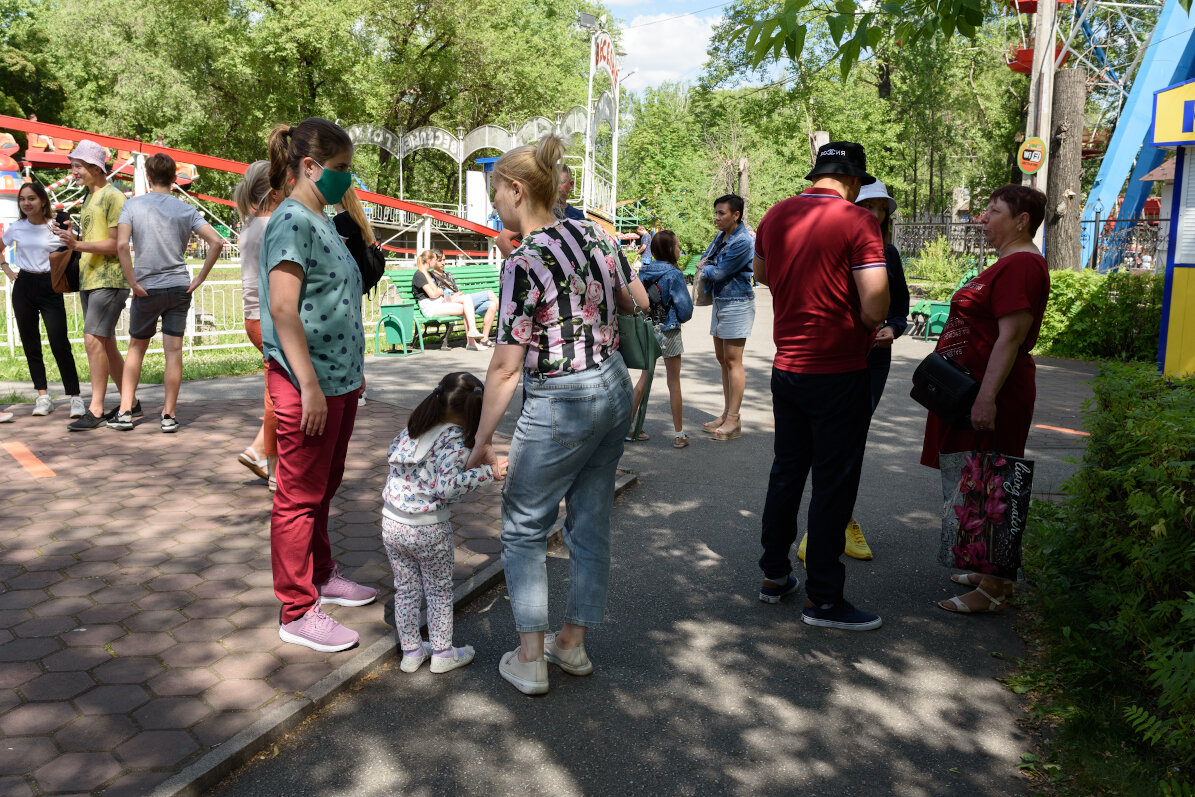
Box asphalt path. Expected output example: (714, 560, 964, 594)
(192, 290, 1094, 796)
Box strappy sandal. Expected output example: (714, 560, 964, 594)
(712, 413, 741, 441)
(950, 573, 985, 587)
(701, 417, 726, 434)
(938, 586, 1006, 613)
(624, 430, 649, 442)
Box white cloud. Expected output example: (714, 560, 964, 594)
(618, 13, 720, 90)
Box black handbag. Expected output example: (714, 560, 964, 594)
(911, 351, 978, 429)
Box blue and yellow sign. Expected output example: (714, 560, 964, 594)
(1152, 77, 1195, 147)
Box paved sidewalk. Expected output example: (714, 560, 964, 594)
(0, 396, 513, 796)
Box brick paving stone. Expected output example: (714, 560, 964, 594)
(75, 684, 152, 715)
(0, 590, 51, 609)
(190, 580, 250, 600)
(5, 571, 64, 590)
(204, 679, 278, 712)
(98, 768, 171, 797)
(170, 617, 236, 642)
(76, 603, 139, 625)
(221, 627, 284, 654)
(13, 616, 76, 638)
(148, 667, 219, 697)
(124, 609, 188, 632)
(0, 397, 510, 793)
(265, 661, 333, 693)
(102, 566, 159, 586)
(108, 632, 177, 657)
(0, 661, 40, 689)
(32, 751, 122, 793)
(160, 641, 227, 668)
(64, 560, 119, 579)
(147, 573, 203, 592)
(29, 596, 95, 618)
(115, 729, 199, 769)
(192, 710, 261, 747)
(0, 737, 57, 775)
(43, 646, 114, 672)
(212, 652, 282, 680)
(0, 637, 61, 662)
(135, 590, 197, 610)
(133, 696, 213, 729)
(55, 714, 138, 751)
(94, 656, 165, 684)
(0, 776, 33, 797)
(0, 700, 79, 735)
(20, 671, 95, 701)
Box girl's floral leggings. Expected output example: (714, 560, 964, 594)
(381, 518, 455, 652)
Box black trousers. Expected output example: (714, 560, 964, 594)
(867, 344, 892, 412)
(759, 367, 872, 606)
(12, 271, 81, 395)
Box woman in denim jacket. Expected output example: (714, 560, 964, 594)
(699, 194, 755, 441)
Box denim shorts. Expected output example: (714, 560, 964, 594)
(500, 353, 633, 632)
(710, 298, 755, 340)
(81, 287, 130, 338)
(129, 286, 192, 339)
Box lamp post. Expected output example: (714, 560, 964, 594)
(578, 12, 601, 215)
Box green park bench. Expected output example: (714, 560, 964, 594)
(377, 264, 501, 352)
(910, 266, 979, 340)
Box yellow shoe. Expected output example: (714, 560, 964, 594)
(845, 519, 874, 560)
(797, 531, 807, 564)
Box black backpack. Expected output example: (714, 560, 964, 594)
(334, 211, 386, 295)
(642, 274, 668, 325)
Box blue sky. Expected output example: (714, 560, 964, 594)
(609, 0, 731, 90)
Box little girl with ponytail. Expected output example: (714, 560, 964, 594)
(381, 372, 506, 674)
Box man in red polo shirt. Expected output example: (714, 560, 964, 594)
(753, 142, 890, 631)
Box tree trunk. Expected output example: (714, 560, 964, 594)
(1045, 67, 1086, 271)
(738, 157, 749, 215)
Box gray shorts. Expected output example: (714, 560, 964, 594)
(710, 298, 755, 340)
(81, 288, 130, 338)
(129, 286, 192, 339)
(657, 326, 684, 358)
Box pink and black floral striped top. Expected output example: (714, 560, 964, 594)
(497, 219, 634, 376)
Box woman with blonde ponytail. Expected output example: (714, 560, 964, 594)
(466, 134, 649, 695)
(259, 118, 377, 653)
(233, 160, 282, 489)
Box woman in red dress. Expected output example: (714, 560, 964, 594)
(921, 184, 1051, 613)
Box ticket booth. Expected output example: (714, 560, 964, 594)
(1152, 77, 1195, 376)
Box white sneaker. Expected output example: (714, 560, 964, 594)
(0, 411, 13, 424)
(32, 396, 53, 416)
(69, 396, 85, 418)
(499, 647, 549, 695)
(544, 632, 593, 676)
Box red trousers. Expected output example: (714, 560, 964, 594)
(268, 362, 360, 623)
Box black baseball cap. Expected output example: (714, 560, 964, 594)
(806, 141, 876, 185)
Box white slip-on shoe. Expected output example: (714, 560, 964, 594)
(430, 644, 475, 674)
(400, 641, 432, 672)
(543, 632, 593, 676)
(499, 647, 549, 695)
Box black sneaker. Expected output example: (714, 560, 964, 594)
(160, 414, 179, 433)
(759, 574, 801, 604)
(801, 600, 882, 631)
(106, 412, 135, 431)
(68, 410, 107, 431)
(130, 400, 143, 417)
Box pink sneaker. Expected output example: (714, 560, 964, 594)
(318, 564, 377, 607)
(278, 603, 359, 652)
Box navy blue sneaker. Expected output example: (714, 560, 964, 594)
(759, 575, 801, 604)
(801, 601, 882, 631)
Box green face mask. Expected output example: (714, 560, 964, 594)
(311, 159, 352, 205)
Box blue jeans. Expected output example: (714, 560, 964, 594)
(501, 353, 633, 632)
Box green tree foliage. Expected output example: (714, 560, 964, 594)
(18, 0, 600, 203)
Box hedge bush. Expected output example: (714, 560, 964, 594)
(1023, 364, 1195, 789)
(1036, 270, 1164, 362)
